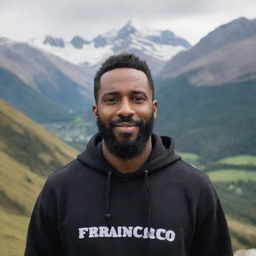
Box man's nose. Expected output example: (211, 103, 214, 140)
(116, 99, 135, 117)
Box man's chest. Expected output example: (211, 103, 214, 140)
(56, 177, 195, 255)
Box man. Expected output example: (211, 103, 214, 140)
(25, 53, 233, 255)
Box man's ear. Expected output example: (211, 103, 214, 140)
(92, 104, 98, 119)
(153, 100, 158, 119)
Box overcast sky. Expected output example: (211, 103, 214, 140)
(0, 0, 255, 45)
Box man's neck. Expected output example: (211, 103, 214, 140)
(102, 139, 152, 174)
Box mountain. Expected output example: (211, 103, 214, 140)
(0, 37, 94, 122)
(29, 20, 191, 76)
(0, 21, 190, 124)
(155, 17, 256, 160)
(0, 99, 78, 255)
(159, 17, 256, 86)
(155, 76, 256, 160)
(0, 67, 77, 122)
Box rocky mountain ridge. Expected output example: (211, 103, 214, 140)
(160, 17, 256, 86)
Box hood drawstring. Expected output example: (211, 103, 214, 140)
(104, 170, 152, 231)
(105, 171, 113, 227)
(144, 170, 152, 232)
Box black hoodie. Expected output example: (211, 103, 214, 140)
(25, 134, 233, 256)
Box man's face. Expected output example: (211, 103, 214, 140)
(93, 68, 157, 159)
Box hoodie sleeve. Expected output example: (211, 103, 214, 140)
(189, 180, 233, 256)
(24, 179, 64, 256)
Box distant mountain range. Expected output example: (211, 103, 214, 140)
(155, 17, 256, 160)
(0, 17, 255, 161)
(29, 20, 191, 76)
(0, 21, 190, 123)
(160, 17, 256, 86)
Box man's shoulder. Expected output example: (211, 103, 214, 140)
(178, 159, 208, 179)
(172, 159, 214, 191)
(45, 158, 84, 188)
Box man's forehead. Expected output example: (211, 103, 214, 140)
(99, 68, 151, 91)
(100, 68, 147, 82)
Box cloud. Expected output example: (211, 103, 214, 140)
(0, 0, 255, 43)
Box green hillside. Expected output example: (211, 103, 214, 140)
(218, 155, 256, 166)
(0, 209, 30, 256)
(155, 75, 256, 161)
(0, 151, 44, 216)
(209, 170, 256, 182)
(0, 151, 44, 255)
(0, 99, 78, 176)
(0, 100, 78, 255)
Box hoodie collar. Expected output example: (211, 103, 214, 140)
(77, 133, 181, 178)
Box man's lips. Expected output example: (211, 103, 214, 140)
(113, 122, 138, 133)
(114, 122, 137, 127)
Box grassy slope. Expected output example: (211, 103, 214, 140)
(209, 170, 256, 182)
(208, 155, 256, 183)
(0, 99, 78, 176)
(0, 151, 44, 215)
(0, 209, 29, 256)
(218, 155, 256, 166)
(0, 151, 45, 256)
(0, 100, 79, 256)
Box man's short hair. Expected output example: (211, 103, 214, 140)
(94, 53, 154, 102)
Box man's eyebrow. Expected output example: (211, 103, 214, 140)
(131, 90, 148, 97)
(102, 91, 120, 97)
(101, 90, 149, 98)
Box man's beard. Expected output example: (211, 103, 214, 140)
(97, 114, 154, 160)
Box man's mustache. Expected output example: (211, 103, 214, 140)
(109, 117, 143, 127)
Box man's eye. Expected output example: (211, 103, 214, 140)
(105, 98, 118, 104)
(132, 97, 145, 102)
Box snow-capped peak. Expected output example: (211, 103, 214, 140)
(126, 20, 162, 37)
(28, 21, 191, 68)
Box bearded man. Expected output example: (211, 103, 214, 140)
(25, 53, 233, 256)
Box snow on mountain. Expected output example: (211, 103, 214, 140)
(29, 36, 112, 65)
(0, 36, 15, 45)
(28, 21, 191, 70)
(122, 33, 186, 61)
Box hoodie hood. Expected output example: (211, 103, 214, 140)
(78, 133, 182, 227)
(77, 133, 181, 177)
